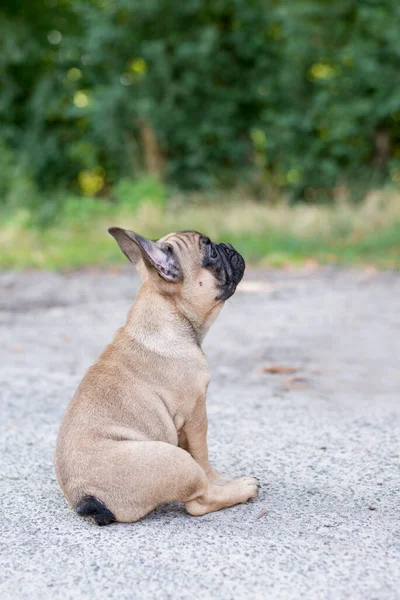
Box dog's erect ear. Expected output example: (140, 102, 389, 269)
(108, 227, 181, 282)
(108, 227, 142, 265)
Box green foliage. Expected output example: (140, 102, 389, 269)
(263, 0, 400, 197)
(1, 0, 400, 203)
(114, 177, 167, 210)
(0, 141, 38, 210)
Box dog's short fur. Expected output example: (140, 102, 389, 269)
(55, 228, 259, 525)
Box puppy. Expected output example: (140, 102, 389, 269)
(55, 229, 259, 525)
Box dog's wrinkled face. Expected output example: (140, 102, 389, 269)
(109, 228, 245, 325)
(198, 234, 246, 301)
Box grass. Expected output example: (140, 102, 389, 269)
(1, 185, 400, 270)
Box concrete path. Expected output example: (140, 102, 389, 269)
(1, 266, 399, 599)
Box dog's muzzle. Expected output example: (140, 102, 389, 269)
(216, 243, 245, 300)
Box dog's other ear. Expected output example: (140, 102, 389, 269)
(108, 227, 142, 265)
(108, 227, 181, 282)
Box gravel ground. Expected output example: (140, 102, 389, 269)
(1, 266, 399, 600)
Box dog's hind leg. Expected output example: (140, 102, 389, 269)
(74, 440, 258, 523)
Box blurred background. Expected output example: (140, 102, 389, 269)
(1, 0, 399, 270)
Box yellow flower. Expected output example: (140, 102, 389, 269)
(309, 62, 339, 81)
(73, 91, 89, 108)
(78, 169, 105, 196)
(130, 58, 147, 75)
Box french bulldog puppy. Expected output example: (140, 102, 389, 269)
(55, 229, 259, 525)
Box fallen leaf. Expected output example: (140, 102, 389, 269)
(262, 365, 298, 375)
(256, 507, 269, 519)
(283, 376, 310, 390)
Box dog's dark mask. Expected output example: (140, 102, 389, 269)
(201, 237, 245, 301)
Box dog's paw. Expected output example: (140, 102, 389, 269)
(235, 476, 260, 502)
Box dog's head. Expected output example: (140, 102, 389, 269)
(109, 228, 245, 325)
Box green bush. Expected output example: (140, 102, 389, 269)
(1, 0, 400, 205)
(114, 177, 167, 211)
(0, 141, 38, 211)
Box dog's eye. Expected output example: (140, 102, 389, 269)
(209, 246, 217, 259)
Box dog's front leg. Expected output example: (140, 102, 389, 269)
(183, 402, 230, 485)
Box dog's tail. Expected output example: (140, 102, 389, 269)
(76, 495, 116, 526)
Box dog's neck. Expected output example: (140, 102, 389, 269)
(124, 282, 218, 355)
